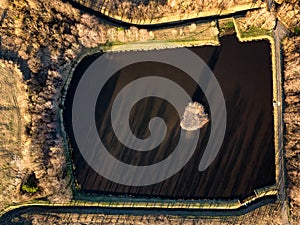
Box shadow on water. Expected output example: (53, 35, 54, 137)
(63, 34, 275, 201)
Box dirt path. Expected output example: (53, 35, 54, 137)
(273, 21, 290, 224)
(0, 197, 277, 225)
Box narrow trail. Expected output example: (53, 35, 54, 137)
(0, 197, 277, 224)
(274, 21, 290, 225)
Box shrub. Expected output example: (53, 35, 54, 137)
(21, 173, 38, 193)
(21, 184, 38, 193)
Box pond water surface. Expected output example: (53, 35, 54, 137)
(64, 35, 275, 200)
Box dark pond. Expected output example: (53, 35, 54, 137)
(63, 34, 275, 200)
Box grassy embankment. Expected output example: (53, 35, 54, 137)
(102, 21, 220, 52)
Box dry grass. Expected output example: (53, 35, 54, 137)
(282, 36, 300, 224)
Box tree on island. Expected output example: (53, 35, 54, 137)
(180, 102, 209, 131)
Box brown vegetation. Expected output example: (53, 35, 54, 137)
(0, 60, 72, 207)
(0, 60, 30, 209)
(72, 0, 262, 23)
(277, 0, 300, 34)
(0, 0, 86, 207)
(282, 36, 300, 223)
(237, 8, 276, 31)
